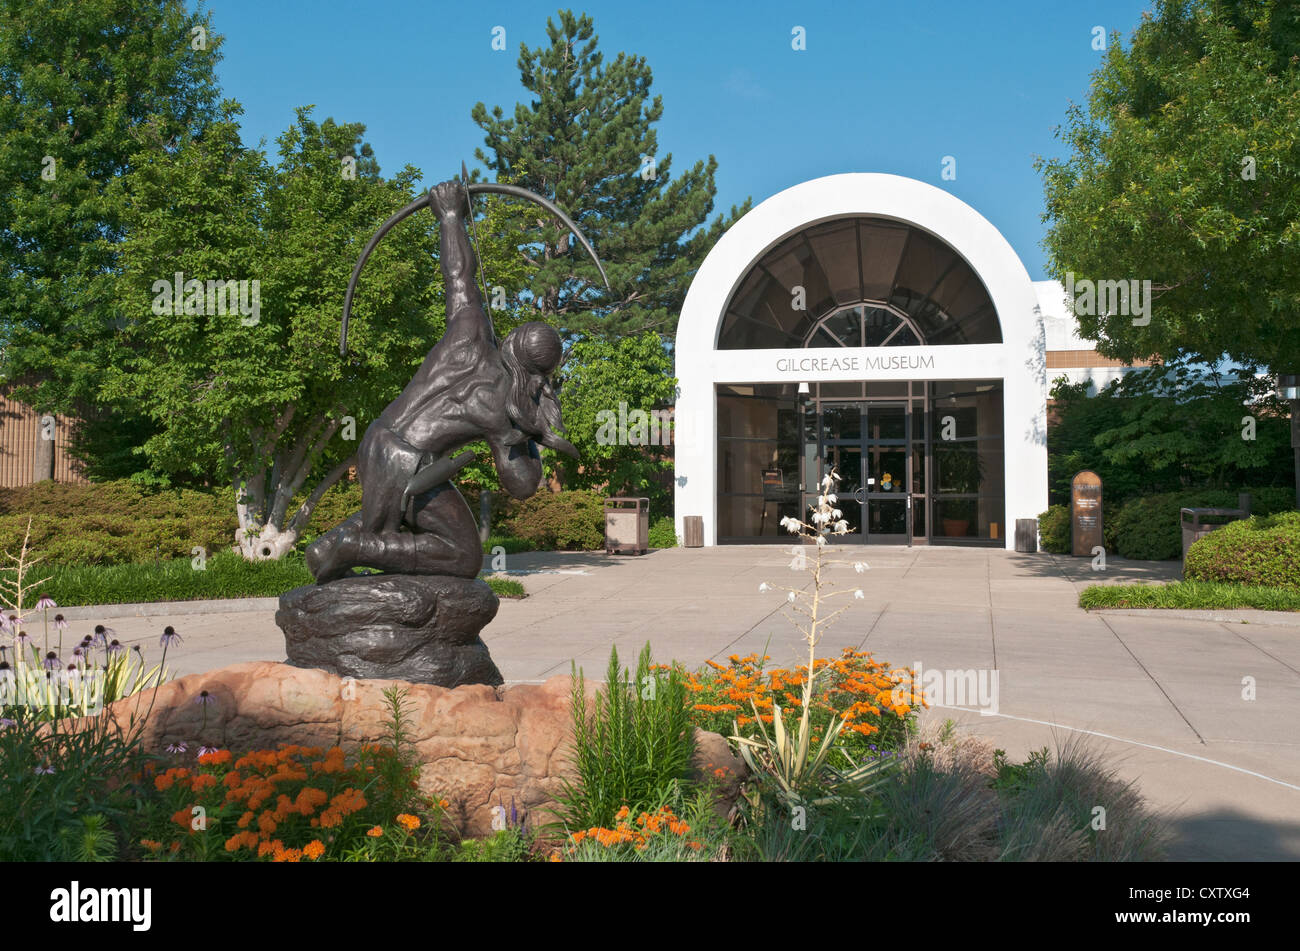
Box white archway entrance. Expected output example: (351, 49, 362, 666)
(672, 173, 1047, 548)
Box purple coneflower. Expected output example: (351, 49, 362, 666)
(35, 595, 56, 611)
(15, 630, 30, 648)
(106, 639, 125, 656)
(92, 625, 114, 648)
(0, 717, 15, 729)
(34, 764, 54, 775)
(72, 646, 84, 659)
(197, 746, 218, 757)
(53, 614, 68, 632)
(166, 741, 188, 754)
(159, 626, 182, 648)
(42, 651, 59, 671)
(194, 689, 215, 707)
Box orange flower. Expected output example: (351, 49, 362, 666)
(366, 826, 384, 838)
(171, 809, 193, 831)
(303, 839, 326, 861)
(197, 749, 231, 766)
(139, 838, 162, 853)
(614, 805, 630, 822)
(396, 813, 420, 832)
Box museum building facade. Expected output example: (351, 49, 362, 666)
(672, 173, 1063, 548)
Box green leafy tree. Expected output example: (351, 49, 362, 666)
(101, 106, 507, 559)
(557, 332, 676, 511)
(1038, 0, 1300, 371)
(0, 0, 223, 475)
(471, 9, 750, 342)
(1048, 361, 1291, 505)
(1037, 0, 1300, 501)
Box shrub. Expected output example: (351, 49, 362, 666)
(1036, 505, 1071, 554)
(300, 479, 363, 543)
(554, 643, 695, 831)
(1109, 487, 1294, 560)
(495, 489, 606, 551)
(1183, 511, 1300, 587)
(0, 481, 235, 567)
(648, 516, 677, 549)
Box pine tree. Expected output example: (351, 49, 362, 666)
(471, 9, 750, 342)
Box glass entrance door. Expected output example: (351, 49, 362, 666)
(803, 401, 911, 544)
(862, 402, 910, 543)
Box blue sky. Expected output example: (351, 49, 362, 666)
(208, 0, 1156, 280)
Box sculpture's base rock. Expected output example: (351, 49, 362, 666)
(92, 663, 748, 837)
(277, 573, 502, 687)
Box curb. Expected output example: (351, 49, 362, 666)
(54, 598, 280, 621)
(1091, 607, 1300, 627)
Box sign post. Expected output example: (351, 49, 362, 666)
(1071, 470, 1103, 557)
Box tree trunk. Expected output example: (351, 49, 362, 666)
(235, 521, 300, 561)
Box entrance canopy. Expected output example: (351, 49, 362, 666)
(673, 173, 1048, 549)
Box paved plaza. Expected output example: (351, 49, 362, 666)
(63, 545, 1300, 861)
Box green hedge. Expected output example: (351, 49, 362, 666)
(0, 481, 235, 568)
(1036, 505, 1070, 554)
(1183, 511, 1300, 588)
(495, 489, 607, 551)
(1109, 487, 1294, 561)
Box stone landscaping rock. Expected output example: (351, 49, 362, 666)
(98, 661, 747, 838)
(276, 573, 503, 688)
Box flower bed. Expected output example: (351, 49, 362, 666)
(681, 648, 924, 760)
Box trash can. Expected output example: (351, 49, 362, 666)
(605, 497, 649, 554)
(682, 515, 704, 548)
(1014, 518, 1038, 553)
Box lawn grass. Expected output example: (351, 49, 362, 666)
(1079, 580, 1300, 612)
(43, 552, 525, 606)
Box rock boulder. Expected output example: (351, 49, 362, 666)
(277, 573, 502, 687)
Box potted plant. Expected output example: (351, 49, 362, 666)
(940, 448, 984, 537)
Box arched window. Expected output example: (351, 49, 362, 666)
(716, 217, 1001, 350)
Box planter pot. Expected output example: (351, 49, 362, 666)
(942, 518, 970, 537)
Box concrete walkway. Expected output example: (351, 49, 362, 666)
(61, 544, 1300, 861)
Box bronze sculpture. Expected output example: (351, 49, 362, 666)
(278, 171, 609, 686)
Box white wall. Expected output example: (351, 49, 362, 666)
(673, 173, 1049, 549)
